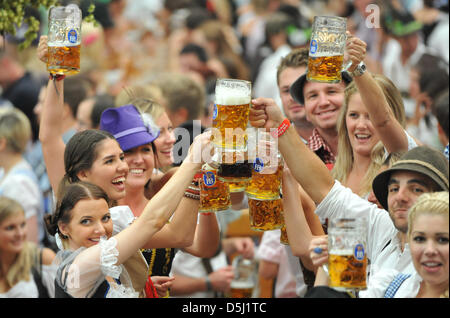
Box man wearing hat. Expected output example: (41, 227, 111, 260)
(288, 33, 368, 166)
(380, 5, 437, 117)
(250, 81, 448, 295)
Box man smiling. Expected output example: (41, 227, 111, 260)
(290, 70, 353, 164)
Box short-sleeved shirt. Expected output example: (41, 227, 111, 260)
(314, 180, 416, 297)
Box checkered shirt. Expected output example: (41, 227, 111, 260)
(308, 128, 336, 164)
(383, 273, 411, 298)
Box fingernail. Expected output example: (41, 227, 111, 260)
(314, 247, 323, 254)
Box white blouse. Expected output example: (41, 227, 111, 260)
(54, 206, 140, 298)
(0, 265, 57, 298)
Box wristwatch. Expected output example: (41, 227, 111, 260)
(351, 61, 366, 77)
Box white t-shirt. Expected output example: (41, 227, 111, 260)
(0, 265, 56, 298)
(315, 181, 416, 297)
(169, 249, 229, 298)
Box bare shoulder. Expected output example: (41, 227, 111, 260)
(41, 247, 56, 265)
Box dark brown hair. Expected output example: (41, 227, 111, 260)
(62, 129, 116, 187)
(44, 181, 111, 236)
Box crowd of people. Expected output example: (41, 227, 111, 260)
(0, 0, 448, 299)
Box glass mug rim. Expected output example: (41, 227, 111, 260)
(312, 15, 347, 24)
(216, 78, 251, 85)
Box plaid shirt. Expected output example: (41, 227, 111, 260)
(308, 128, 336, 164)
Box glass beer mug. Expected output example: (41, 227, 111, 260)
(212, 78, 251, 152)
(199, 163, 231, 213)
(215, 148, 253, 183)
(229, 256, 257, 298)
(327, 218, 368, 291)
(246, 132, 283, 200)
(47, 4, 82, 75)
(307, 16, 347, 83)
(280, 224, 289, 245)
(248, 198, 284, 231)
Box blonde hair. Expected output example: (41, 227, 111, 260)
(0, 107, 32, 154)
(407, 191, 449, 298)
(0, 196, 38, 290)
(332, 73, 407, 196)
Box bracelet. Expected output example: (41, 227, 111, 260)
(184, 191, 200, 200)
(271, 118, 291, 138)
(185, 187, 200, 196)
(205, 276, 213, 291)
(200, 212, 213, 215)
(49, 73, 66, 81)
(188, 185, 200, 192)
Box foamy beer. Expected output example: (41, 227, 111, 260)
(248, 198, 283, 231)
(212, 79, 251, 151)
(327, 218, 368, 291)
(229, 281, 254, 298)
(307, 16, 347, 83)
(228, 180, 248, 193)
(246, 130, 283, 200)
(47, 4, 82, 75)
(228, 256, 256, 298)
(246, 155, 283, 200)
(199, 163, 231, 212)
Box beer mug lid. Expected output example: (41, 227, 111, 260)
(289, 71, 353, 105)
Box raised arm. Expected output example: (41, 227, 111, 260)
(69, 133, 210, 295)
(282, 168, 314, 270)
(37, 35, 67, 194)
(250, 97, 334, 204)
(181, 212, 221, 258)
(347, 34, 409, 154)
(142, 168, 220, 254)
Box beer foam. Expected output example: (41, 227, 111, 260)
(215, 87, 250, 105)
(230, 280, 254, 289)
(329, 249, 354, 256)
(308, 52, 343, 58)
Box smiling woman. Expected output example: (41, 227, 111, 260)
(362, 191, 449, 298)
(0, 196, 56, 298)
(332, 73, 416, 197)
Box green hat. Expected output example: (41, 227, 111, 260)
(382, 8, 423, 37)
(372, 146, 449, 211)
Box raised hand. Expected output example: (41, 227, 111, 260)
(250, 97, 284, 130)
(37, 35, 48, 64)
(345, 32, 367, 73)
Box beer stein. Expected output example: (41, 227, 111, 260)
(248, 198, 283, 231)
(246, 131, 283, 200)
(214, 148, 253, 183)
(212, 78, 251, 152)
(47, 4, 82, 75)
(327, 218, 368, 291)
(199, 163, 231, 213)
(228, 256, 257, 298)
(307, 16, 347, 83)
